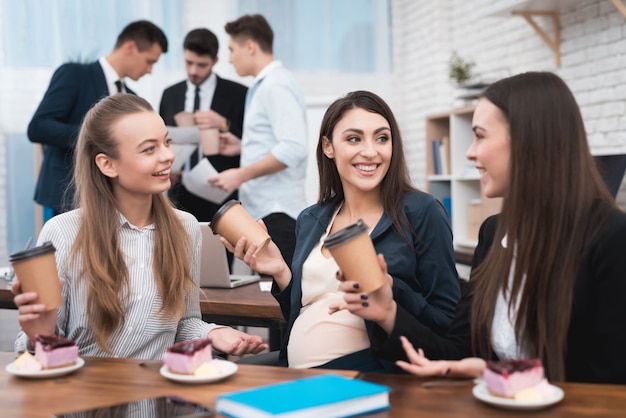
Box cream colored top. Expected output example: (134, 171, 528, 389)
(287, 211, 369, 368)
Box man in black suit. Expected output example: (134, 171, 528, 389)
(28, 20, 168, 217)
(160, 28, 247, 223)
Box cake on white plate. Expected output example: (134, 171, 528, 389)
(34, 334, 79, 369)
(483, 358, 553, 401)
(163, 338, 218, 376)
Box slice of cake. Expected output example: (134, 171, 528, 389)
(193, 360, 222, 377)
(483, 358, 547, 399)
(14, 352, 43, 372)
(34, 335, 79, 369)
(163, 338, 213, 374)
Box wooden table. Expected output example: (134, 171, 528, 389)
(199, 282, 285, 350)
(0, 352, 357, 417)
(1, 352, 625, 417)
(0, 278, 285, 350)
(360, 373, 626, 417)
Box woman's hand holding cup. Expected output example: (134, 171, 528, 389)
(332, 253, 397, 334)
(218, 220, 292, 290)
(11, 279, 58, 342)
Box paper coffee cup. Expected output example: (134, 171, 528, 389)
(210, 200, 271, 256)
(174, 111, 195, 127)
(9, 242, 62, 311)
(199, 128, 220, 155)
(323, 219, 386, 293)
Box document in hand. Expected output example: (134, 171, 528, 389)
(215, 374, 390, 418)
(182, 158, 231, 204)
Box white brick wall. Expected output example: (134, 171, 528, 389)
(391, 0, 626, 207)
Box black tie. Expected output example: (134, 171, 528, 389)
(115, 80, 123, 93)
(190, 86, 201, 168)
(193, 85, 201, 111)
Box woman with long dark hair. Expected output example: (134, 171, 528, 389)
(337, 72, 626, 383)
(225, 91, 459, 372)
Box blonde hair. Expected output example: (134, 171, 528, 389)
(71, 94, 194, 352)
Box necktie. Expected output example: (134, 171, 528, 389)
(114, 80, 123, 93)
(193, 85, 201, 111)
(190, 86, 201, 168)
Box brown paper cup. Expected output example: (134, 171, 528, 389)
(199, 128, 220, 155)
(210, 200, 271, 256)
(9, 242, 62, 311)
(323, 219, 386, 293)
(174, 111, 195, 127)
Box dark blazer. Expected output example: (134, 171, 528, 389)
(28, 61, 132, 212)
(272, 192, 461, 369)
(371, 206, 626, 384)
(159, 76, 246, 221)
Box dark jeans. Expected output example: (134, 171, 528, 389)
(262, 212, 296, 271)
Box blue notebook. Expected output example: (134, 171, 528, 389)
(216, 374, 390, 418)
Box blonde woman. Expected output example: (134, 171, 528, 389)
(13, 94, 267, 359)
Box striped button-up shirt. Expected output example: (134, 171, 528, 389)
(14, 209, 219, 360)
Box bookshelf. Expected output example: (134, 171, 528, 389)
(425, 106, 502, 252)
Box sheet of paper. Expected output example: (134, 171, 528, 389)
(170, 144, 197, 172)
(167, 126, 200, 145)
(182, 158, 231, 204)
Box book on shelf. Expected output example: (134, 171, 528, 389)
(439, 136, 450, 175)
(215, 374, 390, 418)
(431, 138, 442, 175)
(430, 137, 450, 175)
(442, 196, 452, 223)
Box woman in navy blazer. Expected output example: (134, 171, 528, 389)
(223, 91, 460, 372)
(338, 72, 626, 384)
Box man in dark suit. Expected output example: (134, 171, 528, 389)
(159, 28, 247, 222)
(28, 20, 168, 218)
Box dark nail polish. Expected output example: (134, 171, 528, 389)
(353, 283, 360, 289)
(360, 294, 368, 300)
(336, 270, 340, 277)
(362, 302, 369, 308)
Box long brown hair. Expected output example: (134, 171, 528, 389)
(71, 94, 194, 352)
(317, 90, 418, 239)
(470, 72, 616, 380)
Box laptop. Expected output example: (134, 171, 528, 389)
(198, 222, 261, 288)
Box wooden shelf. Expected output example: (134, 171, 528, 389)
(611, 0, 626, 18)
(425, 107, 502, 251)
(481, 0, 626, 67)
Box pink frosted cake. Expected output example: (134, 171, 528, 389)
(163, 339, 213, 374)
(34, 335, 79, 369)
(483, 359, 548, 400)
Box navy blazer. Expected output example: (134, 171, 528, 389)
(272, 192, 460, 367)
(371, 207, 626, 384)
(28, 61, 133, 212)
(159, 76, 247, 220)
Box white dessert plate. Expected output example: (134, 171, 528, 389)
(160, 359, 238, 384)
(472, 381, 564, 411)
(6, 357, 85, 379)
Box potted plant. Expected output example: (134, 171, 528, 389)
(449, 51, 476, 87)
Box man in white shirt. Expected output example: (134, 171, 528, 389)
(210, 14, 308, 269)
